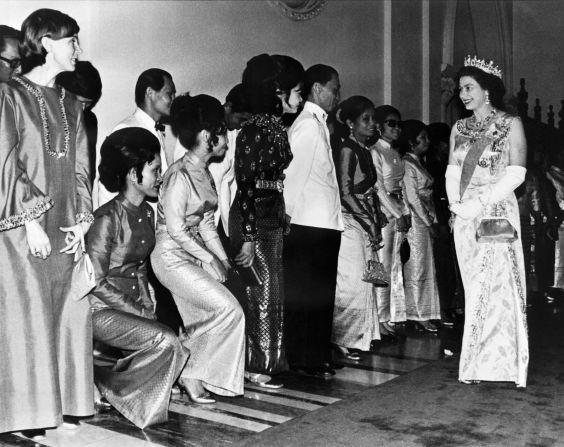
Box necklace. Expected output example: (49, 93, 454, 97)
(349, 134, 370, 150)
(466, 109, 496, 143)
(13, 76, 70, 159)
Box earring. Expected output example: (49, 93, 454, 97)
(485, 92, 490, 105)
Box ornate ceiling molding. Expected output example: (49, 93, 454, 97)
(268, 0, 327, 21)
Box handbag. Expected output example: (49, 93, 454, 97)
(475, 217, 518, 242)
(68, 249, 96, 301)
(231, 261, 264, 287)
(399, 237, 411, 264)
(362, 258, 389, 287)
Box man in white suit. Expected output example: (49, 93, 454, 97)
(94, 68, 175, 208)
(283, 64, 343, 378)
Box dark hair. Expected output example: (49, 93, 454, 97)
(170, 93, 226, 151)
(456, 65, 506, 109)
(20, 9, 80, 73)
(225, 83, 247, 113)
(98, 127, 160, 193)
(271, 54, 305, 93)
(0, 25, 21, 53)
(340, 96, 375, 125)
(242, 53, 281, 115)
(332, 96, 375, 142)
(134, 68, 172, 107)
(397, 119, 427, 155)
(303, 64, 338, 98)
(374, 105, 401, 124)
(56, 60, 102, 107)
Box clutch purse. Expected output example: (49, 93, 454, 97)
(68, 249, 96, 301)
(233, 263, 264, 287)
(399, 237, 411, 264)
(475, 217, 518, 242)
(362, 259, 389, 287)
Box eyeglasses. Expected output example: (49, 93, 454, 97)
(383, 119, 402, 128)
(0, 55, 21, 70)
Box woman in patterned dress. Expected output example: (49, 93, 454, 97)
(332, 96, 385, 359)
(229, 54, 304, 387)
(446, 58, 528, 387)
(88, 128, 188, 428)
(0, 9, 93, 439)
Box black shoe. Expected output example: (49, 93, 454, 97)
(294, 366, 334, 379)
(21, 429, 46, 441)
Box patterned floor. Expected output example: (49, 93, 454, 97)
(0, 330, 447, 447)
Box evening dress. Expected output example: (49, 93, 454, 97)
(333, 137, 383, 350)
(452, 112, 528, 387)
(229, 114, 292, 375)
(0, 75, 94, 432)
(87, 195, 188, 428)
(152, 152, 245, 396)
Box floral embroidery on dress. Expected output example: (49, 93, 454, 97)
(235, 114, 292, 240)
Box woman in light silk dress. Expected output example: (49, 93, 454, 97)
(88, 128, 188, 428)
(151, 94, 245, 402)
(399, 120, 441, 332)
(332, 96, 385, 358)
(446, 60, 528, 387)
(370, 105, 411, 337)
(0, 9, 94, 438)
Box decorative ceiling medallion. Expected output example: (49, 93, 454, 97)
(268, 0, 327, 21)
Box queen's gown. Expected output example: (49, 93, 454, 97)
(151, 153, 245, 396)
(402, 152, 441, 321)
(452, 112, 528, 387)
(0, 76, 94, 432)
(332, 137, 383, 350)
(87, 195, 188, 428)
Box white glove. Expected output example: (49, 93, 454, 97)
(484, 165, 526, 205)
(450, 198, 482, 219)
(445, 164, 461, 204)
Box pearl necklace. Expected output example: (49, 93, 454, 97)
(13, 76, 70, 159)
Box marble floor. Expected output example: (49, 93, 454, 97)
(0, 327, 449, 447)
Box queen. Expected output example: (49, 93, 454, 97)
(446, 56, 529, 388)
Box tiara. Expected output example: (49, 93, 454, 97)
(464, 55, 502, 79)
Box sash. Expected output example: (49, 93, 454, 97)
(459, 133, 493, 199)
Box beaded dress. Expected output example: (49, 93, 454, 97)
(452, 111, 528, 387)
(229, 114, 292, 375)
(0, 76, 94, 432)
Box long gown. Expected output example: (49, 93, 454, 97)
(452, 112, 529, 387)
(87, 195, 188, 428)
(370, 139, 408, 323)
(402, 152, 441, 321)
(151, 152, 245, 396)
(332, 137, 382, 350)
(0, 76, 94, 432)
(229, 114, 292, 375)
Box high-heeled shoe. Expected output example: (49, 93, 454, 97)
(332, 344, 361, 361)
(177, 379, 216, 404)
(61, 415, 80, 430)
